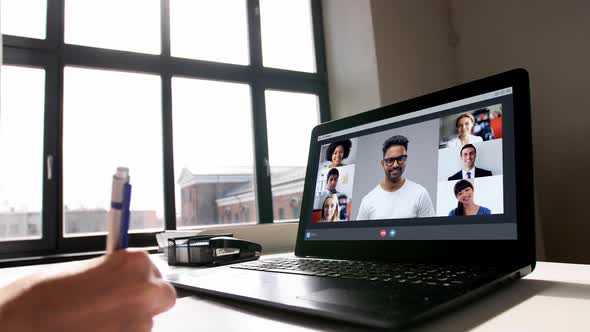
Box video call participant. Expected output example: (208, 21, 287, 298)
(320, 194, 341, 222)
(337, 194, 348, 220)
(449, 180, 491, 216)
(446, 112, 483, 148)
(321, 168, 340, 195)
(325, 139, 352, 168)
(448, 144, 492, 180)
(356, 135, 435, 220)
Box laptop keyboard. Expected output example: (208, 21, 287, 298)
(232, 257, 498, 288)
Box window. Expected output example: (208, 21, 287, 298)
(0, 66, 45, 242)
(1, 0, 328, 256)
(1, 0, 47, 40)
(170, 0, 249, 65)
(265, 90, 319, 222)
(64, 0, 160, 54)
(62, 67, 165, 236)
(259, 0, 316, 72)
(171, 78, 256, 227)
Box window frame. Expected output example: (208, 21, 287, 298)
(1, 0, 330, 257)
(0, 48, 58, 258)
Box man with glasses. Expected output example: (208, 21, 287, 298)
(356, 135, 434, 220)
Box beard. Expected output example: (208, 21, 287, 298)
(385, 166, 404, 182)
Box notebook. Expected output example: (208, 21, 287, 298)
(167, 69, 536, 329)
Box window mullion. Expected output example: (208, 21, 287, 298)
(310, 0, 328, 76)
(318, 86, 332, 123)
(46, 0, 63, 49)
(161, 73, 176, 230)
(248, 0, 274, 223)
(161, 0, 171, 58)
(160, 0, 176, 230)
(247, 0, 263, 69)
(44, 55, 60, 252)
(251, 82, 274, 224)
(54, 0, 66, 250)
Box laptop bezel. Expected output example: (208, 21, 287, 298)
(295, 69, 535, 267)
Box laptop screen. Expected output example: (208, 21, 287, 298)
(304, 87, 517, 241)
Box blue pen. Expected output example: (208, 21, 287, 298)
(106, 167, 130, 253)
(119, 181, 132, 249)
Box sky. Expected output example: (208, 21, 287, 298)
(0, 66, 45, 213)
(1, 0, 315, 72)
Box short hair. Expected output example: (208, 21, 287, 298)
(455, 113, 475, 128)
(454, 179, 474, 197)
(327, 167, 339, 179)
(382, 135, 409, 157)
(460, 144, 477, 156)
(325, 140, 352, 161)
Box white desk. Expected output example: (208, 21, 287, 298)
(2, 254, 590, 331)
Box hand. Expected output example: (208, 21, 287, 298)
(0, 250, 176, 332)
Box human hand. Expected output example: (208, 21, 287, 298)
(0, 250, 176, 332)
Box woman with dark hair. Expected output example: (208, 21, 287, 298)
(325, 139, 352, 168)
(320, 194, 341, 222)
(446, 112, 483, 148)
(448, 180, 491, 216)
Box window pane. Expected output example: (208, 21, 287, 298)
(1, 0, 47, 39)
(265, 90, 319, 222)
(0, 66, 45, 241)
(172, 78, 255, 227)
(170, 0, 249, 65)
(63, 67, 164, 236)
(259, 0, 316, 73)
(65, 0, 160, 54)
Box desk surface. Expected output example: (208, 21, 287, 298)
(2, 254, 589, 331)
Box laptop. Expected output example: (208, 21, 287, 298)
(167, 69, 536, 329)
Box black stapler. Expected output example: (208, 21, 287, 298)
(168, 235, 262, 266)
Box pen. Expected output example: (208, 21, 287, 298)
(106, 167, 131, 253)
(119, 178, 132, 249)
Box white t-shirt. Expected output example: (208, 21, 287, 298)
(356, 179, 435, 220)
(446, 134, 483, 149)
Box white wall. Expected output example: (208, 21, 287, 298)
(324, 0, 457, 116)
(451, 0, 590, 263)
(321, 0, 381, 119)
(370, 0, 457, 106)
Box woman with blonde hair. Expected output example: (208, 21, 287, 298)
(320, 194, 341, 222)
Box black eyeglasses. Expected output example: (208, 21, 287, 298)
(383, 155, 408, 166)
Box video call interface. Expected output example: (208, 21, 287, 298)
(304, 88, 517, 241)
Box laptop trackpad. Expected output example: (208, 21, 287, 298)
(299, 288, 390, 310)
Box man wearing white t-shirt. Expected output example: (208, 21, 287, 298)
(356, 135, 435, 220)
